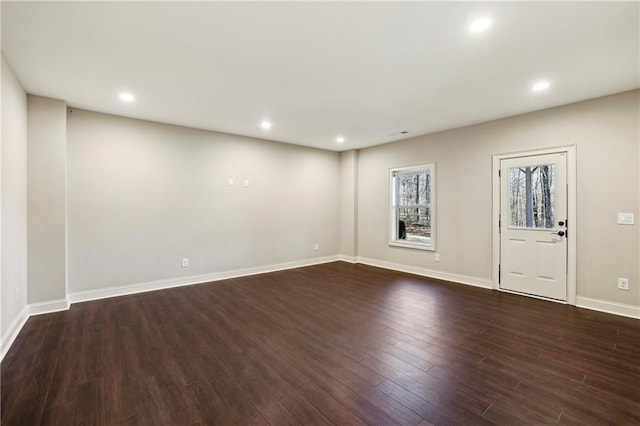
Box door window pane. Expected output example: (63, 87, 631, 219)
(509, 164, 555, 228)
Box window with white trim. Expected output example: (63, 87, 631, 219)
(390, 164, 435, 250)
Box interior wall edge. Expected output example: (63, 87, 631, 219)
(354, 256, 494, 289)
(67, 254, 340, 305)
(4, 256, 639, 362)
(1, 53, 29, 347)
(576, 296, 640, 319)
(338, 255, 358, 264)
(28, 299, 70, 316)
(0, 305, 29, 362)
(1, 254, 340, 361)
(350, 256, 640, 319)
(26, 95, 68, 304)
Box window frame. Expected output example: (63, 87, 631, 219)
(389, 163, 436, 251)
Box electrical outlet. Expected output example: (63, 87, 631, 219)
(618, 278, 629, 290)
(314, 243, 319, 251)
(434, 253, 440, 262)
(182, 258, 189, 268)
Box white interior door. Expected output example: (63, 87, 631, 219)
(500, 152, 567, 300)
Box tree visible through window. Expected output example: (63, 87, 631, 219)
(509, 164, 555, 228)
(390, 164, 435, 250)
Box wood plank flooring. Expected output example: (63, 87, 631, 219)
(2, 261, 639, 425)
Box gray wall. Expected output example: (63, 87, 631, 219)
(355, 90, 639, 306)
(27, 95, 67, 304)
(1, 55, 28, 337)
(339, 150, 358, 258)
(67, 109, 341, 293)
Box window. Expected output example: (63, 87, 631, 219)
(390, 164, 435, 250)
(508, 164, 555, 228)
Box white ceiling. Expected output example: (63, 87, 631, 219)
(2, 2, 638, 151)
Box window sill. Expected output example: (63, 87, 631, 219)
(389, 240, 435, 251)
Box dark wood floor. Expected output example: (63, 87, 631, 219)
(2, 262, 639, 425)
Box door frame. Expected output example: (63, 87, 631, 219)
(491, 145, 577, 305)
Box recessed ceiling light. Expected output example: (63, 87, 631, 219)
(469, 17, 492, 33)
(261, 120, 272, 129)
(336, 136, 345, 144)
(119, 92, 135, 102)
(531, 81, 551, 92)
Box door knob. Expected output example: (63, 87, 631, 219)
(551, 230, 565, 237)
(558, 221, 565, 226)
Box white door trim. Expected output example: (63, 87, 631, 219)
(492, 145, 577, 305)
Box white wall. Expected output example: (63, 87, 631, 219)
(66, 109, 340, 294)
(355, 90, 639, 308)
(27, 95, 67, 304)
(1, 55, 28, 339)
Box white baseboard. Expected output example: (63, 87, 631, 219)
(3, 257, 636, 363)
(355, 256, 494, 289)
(338, 255, 357, 263)
(29, 299, 70, 316)
(68, 255, 341, 304)
(1, 256, 340, 362)
(352, 258, 639, 320)
(1, 305, 30, 361)
(576, 296, 640, 319)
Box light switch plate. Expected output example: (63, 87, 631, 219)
(618, 213, 635, 225)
